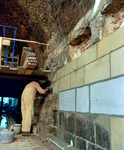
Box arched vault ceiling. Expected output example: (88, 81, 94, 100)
(0, 0, 95, 55)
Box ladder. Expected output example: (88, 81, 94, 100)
(0, 25, 18, 68)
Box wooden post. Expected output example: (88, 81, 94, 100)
(0, 37, 2, 69)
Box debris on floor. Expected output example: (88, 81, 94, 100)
(43, 140, 61, 150)
(0, 134, 48, 150)
(41, 138, 48, 143)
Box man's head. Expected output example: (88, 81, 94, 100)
(39, 81, 51, 89)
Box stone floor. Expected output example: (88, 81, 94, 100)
(0, 134, 48, 150)
(0, 133, 78, 150)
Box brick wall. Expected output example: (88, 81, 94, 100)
(69, 38, 92, 60)
(114, 8, 124, 31)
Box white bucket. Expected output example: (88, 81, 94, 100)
(13, 124, 21, 135)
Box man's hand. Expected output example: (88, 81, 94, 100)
(43, 89, 48, 94)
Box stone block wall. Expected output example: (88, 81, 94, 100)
(52, 25, 124, 149)
(53, 112, 110, 150)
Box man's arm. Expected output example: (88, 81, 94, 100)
(35, 82, 47, 94)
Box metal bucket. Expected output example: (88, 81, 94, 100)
(0, 129, 14, 143)
(13, 124, 21, 135)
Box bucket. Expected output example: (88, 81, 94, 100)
(13, 124, 21, 135)
(0, 129, 14, 143)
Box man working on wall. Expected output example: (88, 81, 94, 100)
(21, 81, 48, 136)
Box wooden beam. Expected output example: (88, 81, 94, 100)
(1, 65, 9, 73)
(24, 69, 34, 75)
(26, 64, 36, 69)
(1, 37, 50, 46)
(9, 68, 17, 74)
(17, 66, 26, 74)
(32, 69, 42, 75)
(0, 72, 48, 81)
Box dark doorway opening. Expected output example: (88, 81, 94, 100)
(0, 97, 20, 129)
(0, 77, 33, 130)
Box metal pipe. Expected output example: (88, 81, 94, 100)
(11, 28, 17, 68)
(0, 25, 18, 30)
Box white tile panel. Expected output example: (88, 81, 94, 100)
(76, 86, 89, 113)
(90, 77, 124, 115)
(59, 89, 75, 111)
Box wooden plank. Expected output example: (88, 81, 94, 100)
(1, 66, 10, 73)
(32, 69, 42, 76)
(2, 39, 10, 46)
(26, 64, 36, 69)
(23, 54, 28, 67)
(20, 47, 27, 66)
(0, 37, 2, 69)
(20, 51, 27, 66)
(9, 68, 17, 74)
(24, 69, 34, 75)
(17, 66, 26, 74)
(0, 73, 47, 80)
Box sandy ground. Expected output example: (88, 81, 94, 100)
(0, 134, 48, 150)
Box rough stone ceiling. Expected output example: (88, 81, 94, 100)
(0, 0, 95, 55)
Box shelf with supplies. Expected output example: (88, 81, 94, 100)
(1, 55, 19, 68)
